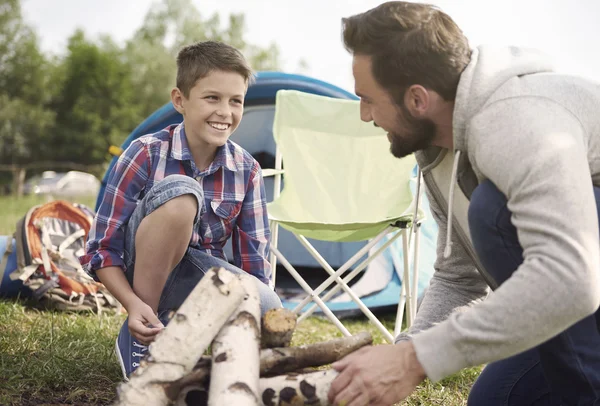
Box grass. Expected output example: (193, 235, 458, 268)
(0, 194, 481, 405)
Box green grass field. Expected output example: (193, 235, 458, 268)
(0, 194, 480, 405)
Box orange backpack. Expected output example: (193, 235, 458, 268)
(10, 200, 119, 313)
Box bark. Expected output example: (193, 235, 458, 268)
(259, 369, 338, 406)
(260, 331, 372, 376)
(166, 331, 373, 402)
(114, 268, 246, 406)
(208, 276, 261, 406)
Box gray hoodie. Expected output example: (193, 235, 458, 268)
(396, 45, 600, 382)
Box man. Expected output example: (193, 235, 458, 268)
(328, 2, 600, 406)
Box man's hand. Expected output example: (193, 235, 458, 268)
(328, 341, 426, 406)
(127, 299, 164, 345)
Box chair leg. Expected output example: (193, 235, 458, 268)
(395, 271, 408, 338)
(270, 245, 352, 337)
(395, 229, 415, 337)
(291, 229, 392, 312)
(401, 229, 414, 327)
(410, 224, 422, 321)
(293, 234, 395, 343)
(269, 220, 279, 288)
(298, 230, 404, 321)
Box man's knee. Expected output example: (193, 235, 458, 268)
(468, 180, 507, 235)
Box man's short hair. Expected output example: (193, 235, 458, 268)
(176, 41, 254, 98)
(342, 1, 471, 102)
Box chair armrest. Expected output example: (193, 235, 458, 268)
(262, 169, 285, 177)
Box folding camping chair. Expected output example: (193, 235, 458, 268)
(264, 90, 424, 343)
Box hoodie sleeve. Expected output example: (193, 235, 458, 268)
(411, 97, 600, 382)
(395, 183, 489, 342)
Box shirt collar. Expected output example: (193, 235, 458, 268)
(171, 122, 238, 173)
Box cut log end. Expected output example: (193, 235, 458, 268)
(175, 385, 208, 406)
(261, 308, 297, 349)
(259, 369, 338, 406)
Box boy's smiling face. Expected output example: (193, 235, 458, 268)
(172, 69, 247, 152)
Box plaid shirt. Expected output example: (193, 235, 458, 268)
(80, 123, 271, 285)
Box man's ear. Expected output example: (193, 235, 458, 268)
(171, 88, 185, 114)
(403, 85, 430, 118)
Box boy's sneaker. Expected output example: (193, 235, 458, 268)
(115, 311, 173, 380)
(115, 317, 149, 380)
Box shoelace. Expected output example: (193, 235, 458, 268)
(131, 341, 148, 367)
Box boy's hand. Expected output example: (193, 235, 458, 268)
(127, 300, 164, 345)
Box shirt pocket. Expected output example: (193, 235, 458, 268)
(207, 199, 244, 241)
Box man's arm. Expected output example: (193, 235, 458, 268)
(231, 163, 272, 285)
(396, 183, 489, 342)
(412, 98, 600, 382)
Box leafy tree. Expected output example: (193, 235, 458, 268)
(0, 0, 56, 194)
(49, 31, 140, 165)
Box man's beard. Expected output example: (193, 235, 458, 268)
(388, 103, 437, 158)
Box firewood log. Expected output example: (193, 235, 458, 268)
(114, 268, 246, 406)
(260, 307, 297, 349)
(167, 332, 373, 404)
(260, 331, 372, 376)
(208, 275, 261, 405)
(259, 369, 338, 406)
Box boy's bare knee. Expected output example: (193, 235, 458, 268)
(140, 194, 198, 230)
(159, 194, 198, 224)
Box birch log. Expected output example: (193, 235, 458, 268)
(167, 332, 373, 402)
(259, 369, 338, 406)
(261, 307, 297, 348)
(260, 331, 372, 376)
(115, 268, 246, 406)
(208, 275, 261, 406)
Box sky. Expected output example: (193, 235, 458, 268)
(21, 0, 600, 93)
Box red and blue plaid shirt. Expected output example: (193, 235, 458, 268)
(80, 123, 271, 285)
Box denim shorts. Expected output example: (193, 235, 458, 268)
(122, 174, 281, 315)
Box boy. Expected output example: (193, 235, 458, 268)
(80, 41, 282, 380)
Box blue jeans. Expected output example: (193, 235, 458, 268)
(467, 180, 600, 406)
(123, 174, 282, 316)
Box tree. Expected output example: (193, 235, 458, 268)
(0, 0, 283, 195)
(0, 0, 57, 194)
(49, 30, 140, 165)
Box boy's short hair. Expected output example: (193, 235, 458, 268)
(176, 41, 255, 98)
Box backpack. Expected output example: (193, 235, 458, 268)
(8, 200, 120, 313)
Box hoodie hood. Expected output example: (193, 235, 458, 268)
(453, 45, 555, 153)
(424, 45, 555, 259)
